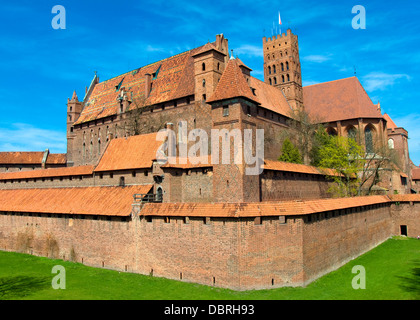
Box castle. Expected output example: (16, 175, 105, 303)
(0, 29, 419, 290)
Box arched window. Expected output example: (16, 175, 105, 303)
(268, 66, 272, 75)
(281, 63, 284, 71)
(286, 61, 289, 70)
(282, 75, 285, 83)
(202, 79, 206, 87)
(347, 126, 357, 141)
(269, 78, 272, 85)
(156, 187, 163, 202)
(365, 125, 374, 153)
(326, 127, 338, 136)
(119, 176, 125, 187)
(273, 65, 276, 73)
(388, 138, 394, 149)
(202, 62, 205, 71)
(287, 74, 290, 82)
(274, 77, 277, 84)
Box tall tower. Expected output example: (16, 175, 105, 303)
(263, 29, 303, 110)
(66, 91, 83, 167)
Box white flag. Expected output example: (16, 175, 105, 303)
(279, 11, 282, 25)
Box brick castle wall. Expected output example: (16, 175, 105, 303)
(1, 199, 413, 290)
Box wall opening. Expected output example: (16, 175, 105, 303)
(400, 225, 407, 236)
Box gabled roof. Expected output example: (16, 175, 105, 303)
(74, 45, 206, 125)
(303, 77, 383, 123)
(94, 132, 162, 172)
(192, 42, 225, 57)
(207, 58, 259, 104)
(411, 168, 420, 180)
(0, 185, 152, 216)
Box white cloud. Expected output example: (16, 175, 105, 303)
(362, 72, 411, 92)
(234, 44, 263, 58)
(302, 55, 332, 63)
(0, 123, 66, 153)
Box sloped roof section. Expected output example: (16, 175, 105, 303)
(0, 152, 66, 165)
(303, 77, 383, 123)
(383, 113, 398, 130)
(249, 77, 292, 117)
(262, 160, 341, 177)
(207, 58, 259, 104)
(94, 132, 162, 172)
(139, 195, 390, 218)
(74, 46, 206, 125)
(0, 165, 93, 181)
(0, 185, 152, 216)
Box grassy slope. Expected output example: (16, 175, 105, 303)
(0, 237, 419, 300)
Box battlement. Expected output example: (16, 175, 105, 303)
(262, 29, 295, 46)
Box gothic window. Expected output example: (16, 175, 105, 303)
(388, 138, 394, 149)
(327, 127, 337, 136)
(286, 61, 289, 70)
(282, 75, 285, 83)
(202, 79, 206, 87)
(274, 77, 277, 84)
(365, 125, 374, 153)
(287, 74, 290, 82)
(269, 78, 272, 85)
(268, 66, 271, 75)
(202, 63, 205, 71)
(273, 65, 276, 73)
(347, 126, 357, 141)
(281, 63, 284, 71)
(217, 62, 220, 70)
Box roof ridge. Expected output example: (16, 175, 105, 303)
(303, 76, 357, 88)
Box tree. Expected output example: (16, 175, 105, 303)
(317, 135, 364, 197)
(278, 138, 303, 164)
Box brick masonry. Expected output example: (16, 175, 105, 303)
(1, 199, 418, 290)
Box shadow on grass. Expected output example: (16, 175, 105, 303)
(0, 275, 50, 300)
(398, 260, 420, 299)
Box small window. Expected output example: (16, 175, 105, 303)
(119, 177, 125, 186)
(223, 105, 229, 117)
(202, 62, 206, 71)
(202, 94, 206, 101)
(202, 79, 206, 87)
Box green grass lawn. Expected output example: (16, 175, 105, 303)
(0, 236, 419, 300)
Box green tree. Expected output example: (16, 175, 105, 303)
(278, 138, 303, 164)
(317, 135, 364, 197)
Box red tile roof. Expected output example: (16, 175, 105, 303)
(263, 159, 341, 177)
(411, 168, 420, 180)
(0, 152, 66, 165)
(0, 165, 94, 181)
(94, 133, 162, 172)
(207, 58, 259, 104)
(161, 156, 212, 169)
(249, 77, 292, 117)
(0, 152, 44, 164)
(389, 194, 420, 202)
(383, 113, 398, 130)
(303, 77, 383, 123)
(139, 195, 390, 218)
(0, 185, 152, 216)
(74, 45, 207, 125)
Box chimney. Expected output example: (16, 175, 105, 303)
(145, 73, 152, 99)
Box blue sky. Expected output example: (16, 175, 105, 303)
(1, 0, 419, 164)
